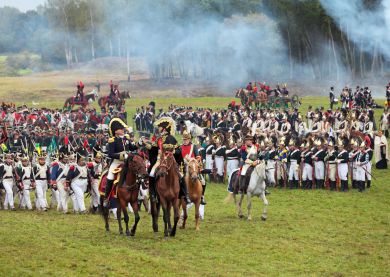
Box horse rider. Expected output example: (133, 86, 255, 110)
(146, 117, 191, 205)
(103, 117, 131, 208)
(75, 81, 85, 103)
(239, 134, 257, 193)
(180, 130, 206, 205)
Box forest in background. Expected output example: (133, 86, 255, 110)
(0, 0, 388, 83)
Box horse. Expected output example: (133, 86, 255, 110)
(98, 90, 131, 110)
(63, 89, 98, 109)
(155, 152, 181, 237)
(180, 158, 202, 231)
(100, 154, 149, 236)
(227, 162, 269, 220)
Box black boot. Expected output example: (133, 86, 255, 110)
(149, 177, 158, 203)
(367, 180, 371, 188)
(352, 180, 357, 189)
(321, 180, 325, 189)
(330, 181, 336, 191)
(103, 179, 114, 207)
(180, 177, 191, 205)
(201, 184, 207, 205)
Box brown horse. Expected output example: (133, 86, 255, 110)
(98, 90, 130, 110)
(63, 89, 98, 109)
(155, 152, 181, 237)
(180, 158, 202, 231)
(101, 154, 149, 236)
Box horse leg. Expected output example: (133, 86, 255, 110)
(170, 199, 180, 237)
(150, 199, 159, 233)
(195, 201, 200, 231)
(180, 199, 188, 229)
(260, 191, 269, 221)
(130, 200, 140, 236)
(167, 202, 172, 233)
(123, 206, 130, 236)
(160, 200, 169, 237)
(100, 198, 110, 232)
(237, 193, 244, 218)
(116, 206, 123, 235)
(247, 192, 252, 221)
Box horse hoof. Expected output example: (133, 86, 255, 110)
(261, 216, 267, 221)
(238, 214, 243, 219)
(169, 232, 176, 237)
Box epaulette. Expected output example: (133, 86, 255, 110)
(51, 162, 59, 167)
(69, 165, 75, 171)
(108, 137, 115, 143)
(87, 162, 93, 168)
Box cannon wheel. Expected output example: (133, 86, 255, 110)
(291, 94, 300, 109)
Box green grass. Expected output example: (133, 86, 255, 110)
(1, 96, 390, 276)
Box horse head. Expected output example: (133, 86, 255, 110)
(128, 154, 149, 189)
(187, 159, 199, 183)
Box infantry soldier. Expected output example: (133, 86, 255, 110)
(213, 137, 226, 183)
(336, 139, 349, 191)
(265, 138, 276, 187)
(312, 139, 326, 189)
(325, 141, 337, 191)
(226, 138, 241, 182)
(16, 156, 35, 210)
(51, 153, 70, 213)
(287, 140, 301, 189)
(355, 142, 369, 192)
(0, 153, 16, 210)
(276, 138, 288, 188)
(301, 141, 313, 189)
(90, 152, 103, 212)
(33, 154, 50, 211)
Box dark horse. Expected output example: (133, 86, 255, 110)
(98, 90, 131, 110)
(100, 154, 149, 236)
(64, 89, 99, 109)
(154, 152, 181, 237)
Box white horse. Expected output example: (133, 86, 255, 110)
(184, 120, 204, 137)
(237, 161, 269, 221)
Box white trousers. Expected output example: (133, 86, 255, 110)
(205, 154, 213, 170)
(35, 180, 48, 210)
(288, 161, 299, 181)
(215, 156, 224, 176)
(226, 159, 239, 180)
(3, 179, 15, 209)
(107, 159, 123, 180)
(71, 179, 88, 212)
(328, 164, 336, 182)
(266, 160, 275, 185)
(57, 179, 71, 213)
(51, 188, 59, 208)
(337, 163, 348, 181)
(302, 163, 313, 181)
(365, 162, 372, 181)
(314, 161, 324, 180)
(356, 165, 366, 181)
(20, 180, 32, 210)
(90, 179, 100, 208)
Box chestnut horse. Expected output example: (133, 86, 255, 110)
(180, 158, 202, 231)
(101, 154, 149, 236)
(155, 152, 181, 237)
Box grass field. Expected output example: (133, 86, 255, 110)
(0, 87, 390, 276)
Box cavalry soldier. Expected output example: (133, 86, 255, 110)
(287, 140, 300, 189)
(103, 118, 130, 208)
(75, 81, 85, 102)
(301, 141, 313, 189)
(66, 154, 92, 213)
(355, 142, 369, 192)
(213, 137, 226, 183)
(0, 153, 16, 210)
(90, 152, 103, 212)
(33, 154, 50, 211)
(146, 117, 191, 205)
(16, 156, 35, 210)
(336, 139, 349, 191)
(239, 135, 258, 193)
(312, 139, 326, 189)
(180, 130, 206, 205)
(325, 141, 337, 191)
(51, 153, 70, 213)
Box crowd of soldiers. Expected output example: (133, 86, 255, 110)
(0, 82, 389, 213)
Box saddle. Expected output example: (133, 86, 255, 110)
(98, 166, 124, 200)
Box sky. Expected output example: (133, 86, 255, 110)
(0, 0, 45, 11)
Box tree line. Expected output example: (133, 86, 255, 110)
(0, 0, 387, 81)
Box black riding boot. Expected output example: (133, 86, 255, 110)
(149, 177, 158, 203)
(201, 184, 207, 205)
(180, 177, 191, 205)
(103, 179, 114, 207)
(367, 180, 371, 188)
